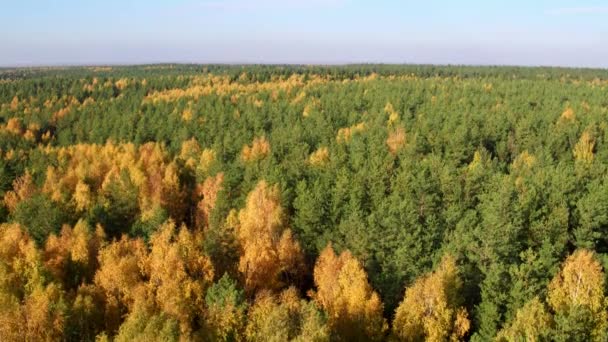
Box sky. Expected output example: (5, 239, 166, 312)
(1, 0, 607, 67)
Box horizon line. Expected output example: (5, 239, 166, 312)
(2, 61, 607, 71)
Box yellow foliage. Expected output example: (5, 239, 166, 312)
(182, 107, 194, 122)
(336, 122, 366, 143)
(245, 287, 330, 342)
(161, 161, 187, 222)
(467, 150, 485, 171)
(241, 136, 271, 162)
(308, 147, 330, 167)
(23, 129, 35, 142)
(4, 171, 36, 213)
(573, 130, 595, 163)
(44, 220, 104, 285)
(392, 255, 470, 342)
(582, 101, 591, 112)
(548, 249, 607, 340)
(386, 127, 406, 154)
(303, 104, 312, 117)
(41, 130, 52, 142)
(5, 117, 23, 135)
(385, 102, 400, 124)
(199, 148, 216, 174)
(148, 220, 214, 335)
(496, 297, 552, 342)
(560, 107, 575, 122)
(53, 107, 71, 122)
(195, 173, 224, 229)
(42, 166, 63, 202)
(179, 138, 201, 169)
(0, 224, 67, 341)
(94, 236, 149, 307)
(253, 98, 263, 108)
(21, 283, 66, 341)
(114, 78, 129, 90)
(0, 223, 46, 294)
(292, 91, 307, 105)
(9, 96, 19, 111)
(312, 244, 387, 341)
(36, 142, 189, 221)
(511, 150, 536, 171)
(73, 180, 92, 211)
(548, 249, 606, 313)
(237, 181, 304, 293)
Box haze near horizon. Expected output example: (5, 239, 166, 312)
(2, 0, 607, 68)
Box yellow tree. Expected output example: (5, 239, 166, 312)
(496, 297, 553, 342)
(94, 236, 149, 314)
(573, 130, 595, 163)
(245, 287, 329, 342)
(308, 147, 330, 167)
(312, 244, 387, 341)
(0, 223, 67, 341)
(241, 137, 271, 162)
(548, 249, 607, 341)
(3, 171, 36, 213)
(112, 298, 180, 342)
(392, 255, 470, 342)
(44, 220, 105, 287)
(194, 173, 224, 230)
(147, 220, 214, 336)
(237, 181, 304, 293)
(386, 126, 406, 155)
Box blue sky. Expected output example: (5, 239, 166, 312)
(1, 0, 607, 67)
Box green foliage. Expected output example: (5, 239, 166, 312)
(1, 64, 608, 340)
(203, 274, 247, 341)
(129, 206, 168, 242)
(12, 194, 66, 245)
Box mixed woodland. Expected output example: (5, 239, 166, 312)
(1, 64, 608, 341)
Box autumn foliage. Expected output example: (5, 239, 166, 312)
(2, 65, 608, 340)
(392, 255, 470, 341)
(312, 244, 387, 341)
(236, 181, 304, 293)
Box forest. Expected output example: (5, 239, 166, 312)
(0, 64, 608, 341)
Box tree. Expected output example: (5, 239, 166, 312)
(0, 223, 68, 341)
(547, 249, 607, 341)
(245, 287, 329, 342)
(94, 235, 149, 314)
(113, 299, 180, 342)
(44, 220, 105, 288)
(12, 194, 66, 246)
(194, 173, 224, 230)
(203, 274, 247, 341)
(147, 220, 214, 335)
(312, 244, 387, 341)
(392, 255, 470, 342)
(496, 296, 553, 342)
(236, 181, 304, 293)
(97, 168, 140, 238)
(68, 284, 106, 341)
(573, 130, 595, 164)
(241, 137, 271, 162)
